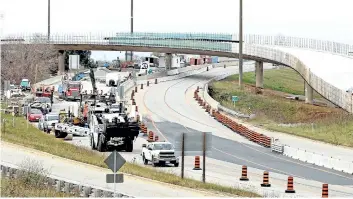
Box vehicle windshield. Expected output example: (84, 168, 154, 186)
(30, 109, 42, 114)
(111, 104, 120, 109)
(35, 97, 50, 103)
(47, 115, 59, 121)
(153, 144, 173, 150)
(68, 83, 80, 89)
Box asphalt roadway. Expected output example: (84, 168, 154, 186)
(27, 66, 353, 197)
(139, 66, 353, 186)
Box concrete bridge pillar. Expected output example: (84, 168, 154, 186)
(165, 53, 172, 70)
(255, 61, 264, 89)
(305, 81, 313, 104)
(58, 50, 66, 75)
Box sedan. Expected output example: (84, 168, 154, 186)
(28, 108, 43, 122)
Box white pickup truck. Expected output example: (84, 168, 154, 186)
(141, 142, 179, 167)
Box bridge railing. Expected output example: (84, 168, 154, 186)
(237, 43, 353, 113)
(234, 34, 353, 58)
(2, 32, 352, 57)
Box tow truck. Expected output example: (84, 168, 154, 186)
(86, 66, 140, 152)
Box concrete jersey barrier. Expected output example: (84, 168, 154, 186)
(200, 62, 353, 175)
(283, 145, 353, 175)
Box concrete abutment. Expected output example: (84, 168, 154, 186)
(305, 81, 314, 104)
(255, 61, 264, 94)
(58, 50, 65, 75)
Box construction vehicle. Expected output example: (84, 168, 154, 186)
(54, 105, 88, 138)
(89, 106, 140, 152)
(60, 80, 82, 101)
(86, 66, 140, 152)
(33, 85, 54, 98)
(20, 79, 31, 91)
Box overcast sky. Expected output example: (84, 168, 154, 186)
(1, 0, 352, 60)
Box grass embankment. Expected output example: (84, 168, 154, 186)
(0, 113, 260, 197)
(1, 159, 77, 198)
(1, 178, 75, 197)
(209, 68, 353, 147)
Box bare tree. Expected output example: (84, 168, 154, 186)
(1, 34, 58, 85)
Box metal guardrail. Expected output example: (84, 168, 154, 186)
(0, 164, 132, 198)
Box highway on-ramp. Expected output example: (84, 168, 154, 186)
(138, 66, 353, 187)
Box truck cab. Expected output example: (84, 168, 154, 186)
(141, 142, 179, 167)
(137, 61, 152, 76)
(61, 81, 82, 101)
(20, 79, 31, 91)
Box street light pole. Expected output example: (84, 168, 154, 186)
(238, 0, 243, 89)
(130, 0, 134, 61)
(48, 0, 51, 41)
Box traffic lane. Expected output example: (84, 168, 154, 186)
(162, 75, 256, 144)
(147, 120, 353, 186)
(143, 69, 256, 145)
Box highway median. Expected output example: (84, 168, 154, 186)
(0, 113, 260, 197)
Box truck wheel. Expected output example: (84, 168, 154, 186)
(97, 134, 106, 152)
(174, 163, 179, 167)
(125, 139, 133, 152)
(54, 130, 61, 138)
(143, 154, 148, 165)
(90, 136, 96, 150)
(60, 132, 68, 138)
(152, 156, 158, 167)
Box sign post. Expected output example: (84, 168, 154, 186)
(202, 132, 206, 183)
(174, 132, 212, 182)
(181, 133, 185, 179)
(232, 96, 239, 107)
(104, 150, 126, 196)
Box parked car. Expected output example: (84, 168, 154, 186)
(38, 113, 59, 133)
(34, 97, 52, 112)
(28, 108, 43, 122)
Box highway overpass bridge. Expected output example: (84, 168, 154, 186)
(1, 32, 353, 113)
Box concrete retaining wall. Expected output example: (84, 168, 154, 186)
(0, 163, 132, 198)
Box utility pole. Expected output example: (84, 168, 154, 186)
(48, 0, 51, 41)
(238, 0, 243, 89)
(130, 0, 134, 61)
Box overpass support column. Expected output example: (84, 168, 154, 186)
(305, 81, 313, 104)
(166, 53, 172, 70)
(255, 61, 264, 92)
(58, 50, 65, 75)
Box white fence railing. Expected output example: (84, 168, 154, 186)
(231, 44, 353, 113)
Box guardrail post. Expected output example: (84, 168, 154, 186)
(83, 186, 91, 197)
(55, 180, 63, 192)
(1, 166, 8, 176)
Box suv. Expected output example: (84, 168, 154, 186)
(141, 142, 179, 167)
(38, 113, 59, 133)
